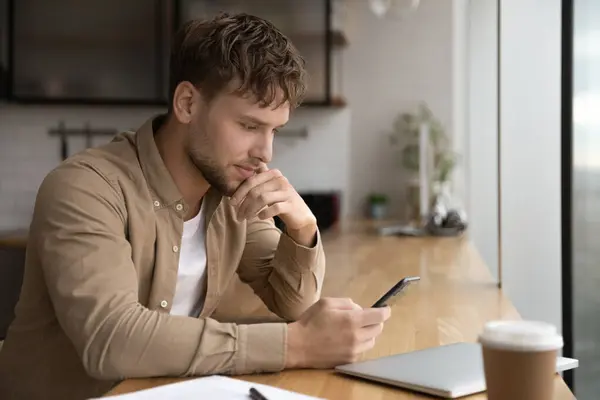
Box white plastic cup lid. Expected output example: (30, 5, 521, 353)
(478, 320, 564, 352)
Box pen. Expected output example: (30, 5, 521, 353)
(249, 386, 269, 400)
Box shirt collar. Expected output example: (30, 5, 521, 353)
(135, 114, 223, 216)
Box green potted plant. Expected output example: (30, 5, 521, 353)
(367, 192, 389, 220)
(388, 102, 459, 222)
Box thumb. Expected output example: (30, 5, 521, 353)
(258, 163, 269, 173)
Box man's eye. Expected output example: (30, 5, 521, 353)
(241, 123, 258, 131)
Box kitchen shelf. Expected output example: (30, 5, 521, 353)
(3, 0, 347, 107)
(8, 96, 168, 107)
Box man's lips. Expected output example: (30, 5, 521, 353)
(235, 164, 257, 179)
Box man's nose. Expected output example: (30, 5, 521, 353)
(250, 132, 273, 164)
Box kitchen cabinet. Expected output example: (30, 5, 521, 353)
(0, 244, 25, 340)
(7, 0, 176, 105)
(3, 0, 346, 107)
(179, 0, 347, 107)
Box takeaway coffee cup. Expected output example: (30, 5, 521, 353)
(478, 320, 563, 400)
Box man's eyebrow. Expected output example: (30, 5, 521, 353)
(240, 115, 286, 129)
(240, 115, 267, 126)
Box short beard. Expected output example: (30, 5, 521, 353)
(185, 118, 240, 197)
(187, 149, 237, 197)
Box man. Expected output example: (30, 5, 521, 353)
(0, 13, 390, 400)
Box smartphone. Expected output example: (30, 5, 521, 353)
(372, 276, 420, 308)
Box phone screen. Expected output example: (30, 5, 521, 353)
(372, 276, 420, 308)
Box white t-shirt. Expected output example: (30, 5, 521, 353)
(170, 201, 207, 318)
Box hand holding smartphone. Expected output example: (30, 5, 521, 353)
(372, 276, 420, 308)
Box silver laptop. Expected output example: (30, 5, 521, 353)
(335, 342, 578, 398)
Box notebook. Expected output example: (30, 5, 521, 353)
(93, 375, 324, 400)
(334, 342, 579, 398)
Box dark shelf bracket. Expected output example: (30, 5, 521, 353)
(48, 120, 118, 161)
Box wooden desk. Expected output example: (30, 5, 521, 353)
(0, 230, 28, 248)
(105, 220, 574, 399)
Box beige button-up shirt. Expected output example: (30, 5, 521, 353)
(0, 116, 326, 400)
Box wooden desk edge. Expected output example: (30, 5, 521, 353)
(102, 221, 574, 399)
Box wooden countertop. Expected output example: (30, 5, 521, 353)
(105, 219, 573, 399)
(0, 230, 28, 248)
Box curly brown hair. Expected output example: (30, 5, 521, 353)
(168, 13, 307, 111)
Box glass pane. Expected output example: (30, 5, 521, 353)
(572, 0, 600, 396)
(179, 0, 327, 103)
(0, 0, 8, 97)
(12, 0, 166, 101)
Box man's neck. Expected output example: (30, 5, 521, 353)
(154, 115, 209, 220)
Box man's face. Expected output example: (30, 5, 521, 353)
(185, 88, 290, 196)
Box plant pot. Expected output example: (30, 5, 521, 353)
(370, 203, 387, 220)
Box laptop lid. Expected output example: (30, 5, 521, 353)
(334, 342, 578, 398)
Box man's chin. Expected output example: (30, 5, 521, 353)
(226, 182, 244, 197)
(214, 180, 241, 198)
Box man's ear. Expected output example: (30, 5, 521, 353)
(172, 81, 198, 124)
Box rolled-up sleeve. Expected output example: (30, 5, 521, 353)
(236, 217, 326, 322)
(32, 162, 287, 380)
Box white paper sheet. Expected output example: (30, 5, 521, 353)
(93, 375, 324, 400)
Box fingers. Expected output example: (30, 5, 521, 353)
(356, 306, 391, 327)
(344, 322, 385, 363)
(230, 168, 282, 205)
(355, 337, 377, 355)
(356, 322, 385, 342)
(237, 180, 289, 219)
(257, 201, 290, 220)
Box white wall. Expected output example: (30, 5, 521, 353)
(499, 0, 562, 332)
(269, 108, 351, 217)
(466, 0, 563, 333)
(466, 0, 500, 282)
(0, 106, 164, 230)
(342, 0, 456, 218)
(0, 105, 350, 230)
(452, 0, 469, 212)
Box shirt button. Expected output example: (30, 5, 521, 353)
(176, 203, 183, 211)
(160, 300, 168, 308)
(172, 245, 179, 253)
(153, 200, 160, 207)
